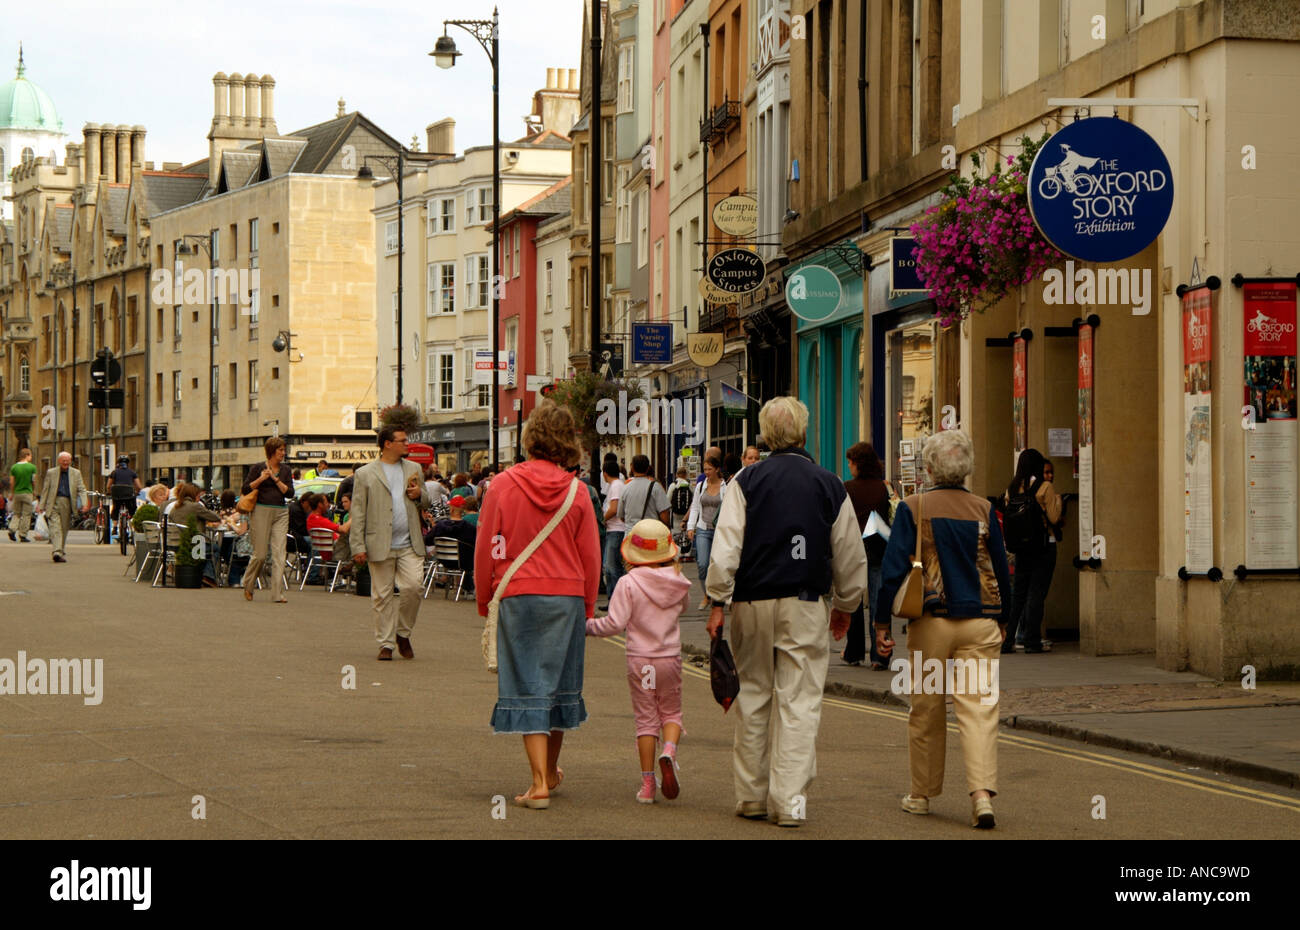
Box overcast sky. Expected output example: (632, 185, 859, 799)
(7, 0, 585, 169)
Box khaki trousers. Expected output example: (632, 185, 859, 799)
(13, 492, 34, 537)
(243, 504, 289, 598)
(369, 549, 425, 650)
(48, 497, 73, 556)
(729, 596, 829, 819)
(904, 614, 1002, 798)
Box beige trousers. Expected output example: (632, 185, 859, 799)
(729, 596, 829, 819)
(904, 614, 1002, 798)
(13, 492, 34, 537)
(48, 497, 73, 556)
(243, 504, 289, 598)
(369, 549, 425, 650)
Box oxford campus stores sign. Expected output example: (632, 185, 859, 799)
(1028, 117, 1174, 263)
(707, 248, 765, 295)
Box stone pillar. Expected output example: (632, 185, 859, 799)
(245, 74, 260, 127)
(116, 125, 131, 182)
(228, 73, 245, 125)
(260, 74, 275, 128)
(83, 124, 101, 182)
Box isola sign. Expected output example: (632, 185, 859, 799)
(1028, 117, 1173, 263)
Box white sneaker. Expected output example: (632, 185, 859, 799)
(901, 794, 930, 815)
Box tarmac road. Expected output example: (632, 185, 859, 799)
(2, 537, 1299, 839)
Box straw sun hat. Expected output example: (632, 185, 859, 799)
(620, 519, 679, 566)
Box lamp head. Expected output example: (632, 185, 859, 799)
(177, 241, 195, 255)
(431, 33, 460, 69)
(272, 334, 288, 353)
(356, 164, 375, 179)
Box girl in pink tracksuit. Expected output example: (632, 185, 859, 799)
(587, 519, 693, 804)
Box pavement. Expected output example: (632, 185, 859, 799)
(668, 567, 1300, 791)
(2, 531, 1299, 840)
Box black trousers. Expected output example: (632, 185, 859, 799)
(1008, 544, 1057, 648)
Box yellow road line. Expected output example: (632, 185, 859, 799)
(596, 637, 1300, 813)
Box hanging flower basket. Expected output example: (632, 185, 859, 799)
(909, 132, 1064, 326)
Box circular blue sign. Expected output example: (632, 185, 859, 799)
(1027, 117, 1174, 263)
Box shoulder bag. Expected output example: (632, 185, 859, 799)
(236, 465, 262, 514)
(482, 477, 582, 673)
(891, 491, 925, 620)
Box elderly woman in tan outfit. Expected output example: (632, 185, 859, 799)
(876, 429, 1011, 829)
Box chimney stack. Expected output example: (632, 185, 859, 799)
(130, 126, 146, 168)
(213, 72, 230, 126)
(115, 125, 131, 182)
(228, 73, 245, 124)
(426, 118, 456, 156)
(83, 124, 101, 183)
(65, 141, 81, 173)
(101, 126, 117, 181)
(245, 74, 261, 127)
(260, 74, 275, 128)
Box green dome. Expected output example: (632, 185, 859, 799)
(0, 49, 63, 133)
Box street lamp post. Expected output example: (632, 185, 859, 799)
(357, 152, 407, 407)
(177, 234, 216, 488)
(432, 7, 502, 469)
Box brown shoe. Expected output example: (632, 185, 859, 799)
(53, 553, 66, 563)
(396, 635, 413, 659)
(377, 647, 393, 661)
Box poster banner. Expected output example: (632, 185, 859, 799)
(1077, 324, 1095, 557)
(1013, 336, 1028, 461)
(1182, 288, 1213, 572)
(1243, 282, 1298, 569)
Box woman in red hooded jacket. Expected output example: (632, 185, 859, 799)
(476, 401, 601, 809)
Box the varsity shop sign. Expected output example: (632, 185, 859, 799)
(1028, 117, 1174, 263)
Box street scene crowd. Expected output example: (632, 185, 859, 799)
(2, 394, 1080, 831)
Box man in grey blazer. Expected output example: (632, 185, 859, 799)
(39, 451, 90, 563)
(350, 426, 431, 660)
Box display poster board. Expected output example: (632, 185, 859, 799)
(1243, 282, 1298, 569)
(1182, 287, 1214, 573)
(1013, 336, 1028, 463)
(1077, 324, 1095, 556)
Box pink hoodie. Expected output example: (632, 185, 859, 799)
(586, 565, 692, 658)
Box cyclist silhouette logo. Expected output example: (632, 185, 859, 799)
(1038, 143, 1102, 198)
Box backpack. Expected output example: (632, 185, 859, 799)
(670, 483, 692, 516)
(1003, 483, 1047, 553)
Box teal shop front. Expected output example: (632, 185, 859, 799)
(793, 250, 864, 479)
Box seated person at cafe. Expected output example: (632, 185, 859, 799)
(461, 494, 480, 527)
(425, 495, 476, 593)
(169, 484, 223, 587)
(306, 492, 352, 563)
(328, 492, 354, 564)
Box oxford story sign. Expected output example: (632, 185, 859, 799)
(1028, 117, 1174, 263)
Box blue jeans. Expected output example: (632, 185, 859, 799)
(694, 527, 715, 588)
(603, 530, 626, 596)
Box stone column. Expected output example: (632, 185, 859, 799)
(116, 125, 131, 182)
(260, 74, 275, 128)
(100, 126, 116, 181)
(213, 72, 230, 126)
(130, 126, 146, 167)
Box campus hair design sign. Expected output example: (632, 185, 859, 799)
(1242, 282, 1298, 569)
(1077, 323, 1095, 557)
(1028, 117, 1174, 263)
(1182, 286, 1214, 573)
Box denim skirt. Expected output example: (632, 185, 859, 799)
(490, 594, 588, 734)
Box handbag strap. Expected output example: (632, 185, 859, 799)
(913, 490, 923, 563)
(489, 477, 582, 610)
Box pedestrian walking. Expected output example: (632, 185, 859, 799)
(8, 447, 37, 542)
(241, 437, 295, 603)
(686, 453, 728, 609)
(876, 428, 1011, 829)
(349, 426, 430, 660)
(741, 445, 761, 468)
(705, 397, 868, 826)
(842, 442, 894, 668)
(616, 455, 670, 528)
(1001, 448, 1062, 654)
(586, 519, 692, 804)
(38, 452, 90, 563)
(601, 460, 627, 603)
(475, 400, 600, 810)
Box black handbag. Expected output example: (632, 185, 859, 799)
(709, 620, 740, 712)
